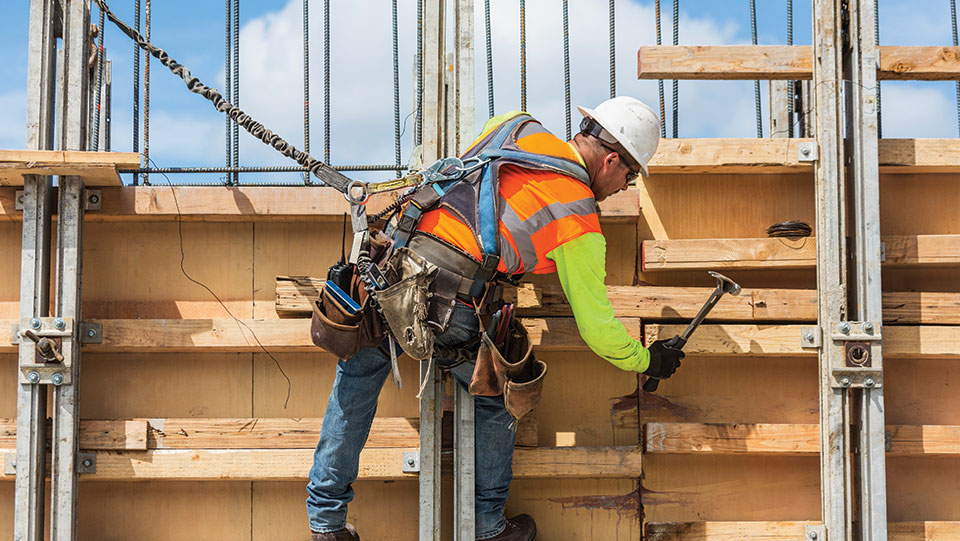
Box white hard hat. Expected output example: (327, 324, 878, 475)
(577, 96, 661, 177)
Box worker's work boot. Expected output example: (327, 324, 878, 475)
(311, 524, 359, 541)
(483, 514, 536, 541)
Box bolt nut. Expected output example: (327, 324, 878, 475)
(838, 322, 851, 334)
(864, 377, 875, 388)
(82, 459, 93, 468)
(27, 371, 40, 384)
(89, 194, 100, 204)
(804, 332, 814, 342)
(51, 373, 64, 386)
(87, 329, 97, 338)
(840, 377, 851, 388)
(801, 147, 811, 156)
(30, 318, 42, 330)
(17, 195, 25, 205)
(54, 318, 66, 330)
(406, 458, 415, 466)
(863, 322, 874, 334)
(809, 532, 818, 541)
(10, 461, 15, 468)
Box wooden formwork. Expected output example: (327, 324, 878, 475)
(2, 131, 960, 538)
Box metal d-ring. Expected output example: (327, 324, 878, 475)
(345, 179, 371, 205)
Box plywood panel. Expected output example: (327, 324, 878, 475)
(510, 479, 641, 541)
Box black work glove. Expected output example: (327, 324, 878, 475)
(643, 338, 685, 379)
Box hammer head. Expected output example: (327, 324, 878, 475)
(708, 271, 742, 296)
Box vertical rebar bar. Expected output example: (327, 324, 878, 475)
(520, 0, 526, 111)
(144, 0, 151, 184)
(750, 0, 762, 138)
(875, 0, 882, 138)
(484, 0, 494, 118)
(303, 0, 311, 157)
(393, 0, 402, 176)
(225, 0, 232, 180)
(786, 0, 794, 137)
(608, 0, 615, 98)
(93, 5, 106, 151)
(133, 0, 141, 184)
(416, 0, 424, 146)
(953, 0, 960, 137)
(324, 0, 331, 163)
(656, 0, 666, 138)
(671, 0, 678, 138)
(562, 0, 571, 140)
(232, 0, 240, 184)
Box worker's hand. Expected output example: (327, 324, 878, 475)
(643, 338, 685, 379)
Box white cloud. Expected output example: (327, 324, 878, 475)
(879, 82, 959, 138)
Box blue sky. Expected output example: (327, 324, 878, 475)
(1, 1, 958, 184)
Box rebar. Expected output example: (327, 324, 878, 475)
(953, 0, 960, 137)
(392, 0, 402, 176)
(520, 0, 527, 111)
(608, 0, 615, 98)
(133, 0, 141, 183)
(786, 0, 794, 137)
(303, 0, 311, 157)
(671, 0, 678, 138)
(225, 0, 232, 177)
(123, 165, 408, 174)
(232, 0, 240, 184)
(416, 0, 424, 145)
(562, 0, 571, 140)
(144, 0, 151, 184)
(656, 0, 665, 138)
(93, 5, 106, 150)
(324, 0, 331, 163)
(484, 0, 494, 118)
(750, 0, 762, 138)
(875, 0, 882, 138)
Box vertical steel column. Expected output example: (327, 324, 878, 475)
(51, 2, 91, 540)
(419, 0, 445, 538)
(811, 0, 851, 538)
(453, 1, 476, 539)
(15, 2, 57, 540)
(846, 0, 888, 538)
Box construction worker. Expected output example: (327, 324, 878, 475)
(306, 96, 684, 541)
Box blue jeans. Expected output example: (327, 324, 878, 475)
(306, 304, 516, 538)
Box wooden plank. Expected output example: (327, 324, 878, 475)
(642, 235, 960, 271)
(638, 45, 960, 81)
(0, 317, 640, 353)
(646, 139, 812, 174)
(645, 423, 960, 457)
(0, 445, 640, 481)
(0, 419, 147, 450)
(0, 185, 638, 222)
(0, 150, 139, 186)
(645, 522, 960, 541)
(644, 324, 960, 358)
(879, 139, 960, 173)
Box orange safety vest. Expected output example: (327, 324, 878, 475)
(415, 113, 601, 275)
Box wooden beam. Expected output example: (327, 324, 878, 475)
(637, 45, 960, 81)
(0, 150, 139, 186)
(644, 324, 960, 358)
(642, 235, 960, 271)
(0, 419, 148, 451)
(0, 185, 638, 222)
(0, 445, 641, 481)
(0, 416, 538, 449)
(0, 317, 641, 353)
(644, 423, 960, 457)
(879, 139, 960, 173)
(645, 522, 960, 541)
(646, 138, 812, 174)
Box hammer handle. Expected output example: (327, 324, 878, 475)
(642, 335, 685, 393)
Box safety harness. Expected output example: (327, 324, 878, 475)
(391, 113, 590, 297)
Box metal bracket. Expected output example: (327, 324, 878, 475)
(84, 189, 102, 211)
(804, 524, 826, 541)
(798, 142, 819, 161)
(402, 451, 420, 473)
(800, 326, 822, 348)
(15, 317, 74, 386)
(77, 452, 97, 474)
(14, 190, 25, 211)
(12, 320, 102, 345)
(830, 321, 883, 389)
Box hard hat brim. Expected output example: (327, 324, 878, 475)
(577, 105, 650, 177)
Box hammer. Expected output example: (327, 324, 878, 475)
(643, 271, 742, 393)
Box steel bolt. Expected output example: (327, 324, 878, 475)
(838, 322, 851, 334)
(406, 458, 416, 466)
(30, 318, 42, 330)
(864, 377, 875, 388)
(27, 372, 40, 384)
(89, 194, 100, 204)
(87, 329, 96, 338)
(840, 377, 851, 388)
(801, 146, 811, 156)
(82, 459, 93, 468)
(809, 532, 818, 541)
(54, 317, 65, 330)
(863, 322, 874, 334)
(51, 373, 64, 386)
(17, 195, 24, 205)
(804, 331, 814, 342)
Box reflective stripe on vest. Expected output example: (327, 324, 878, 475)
(499, 195, 599, 274)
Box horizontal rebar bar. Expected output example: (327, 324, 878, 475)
(121, 165, 408, 174)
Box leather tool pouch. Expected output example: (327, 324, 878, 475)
(468, 318, 547, 419)
(377, 247, 438, 360)
(310, 265, 385, 360)
(468, 332, 507, 397)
